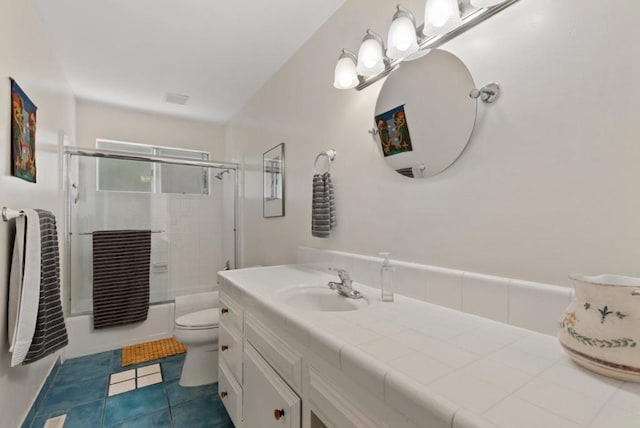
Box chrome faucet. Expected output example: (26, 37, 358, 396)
(328, 268, 363, 299)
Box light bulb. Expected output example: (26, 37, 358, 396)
(387, 15, 419, 59)
(423, 0, 462, 37)
(360, 39, 381, 68)
(333, 53, 358, 90)
(356, 31, 386, 77)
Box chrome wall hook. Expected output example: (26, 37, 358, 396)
(470, 82, 500, 103)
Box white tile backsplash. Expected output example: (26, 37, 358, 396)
(296, 246, 574, 337)
(425, 268, 464, 311)
(508, 278, 571, 335)
(462, 273, 509, 323)
(348, 255, 378, 288)
(395, 264, 428, 301)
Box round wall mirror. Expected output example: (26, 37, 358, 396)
(374, 49, 477, 178)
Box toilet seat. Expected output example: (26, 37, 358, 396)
(175, 308, 219, 330)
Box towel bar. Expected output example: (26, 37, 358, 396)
(74, 230, 165, 236)
(2, 207, 25, 221)
(313, 150, 337, 174)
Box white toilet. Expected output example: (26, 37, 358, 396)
(173, 291, 220, 387)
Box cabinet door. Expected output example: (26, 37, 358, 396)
(243, 343, 301, 428)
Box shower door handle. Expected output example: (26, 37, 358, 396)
(72, 183, 80, 204)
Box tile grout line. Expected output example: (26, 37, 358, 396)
(161, 363, 178, 428)
(101, 350, 115, 428)
(28, 357, 63, 428)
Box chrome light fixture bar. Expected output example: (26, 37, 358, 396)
(334, 0, 520, 91)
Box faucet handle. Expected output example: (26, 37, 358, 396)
(329, 267, 351, 282)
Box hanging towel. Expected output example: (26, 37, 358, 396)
(92, 230, 152, 329)
(312, 172, 336, 238)
(23, 210, 68, 364)
(8, 209, 41, 367)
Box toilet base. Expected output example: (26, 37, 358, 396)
(179, 344, 219, 387)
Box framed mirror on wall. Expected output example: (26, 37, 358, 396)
(263, 143, 285, 218)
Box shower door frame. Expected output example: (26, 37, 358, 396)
(64, 146, 240, 316)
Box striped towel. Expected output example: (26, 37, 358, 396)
(92, 230, 151, 329)
(23, 210, 68, 364)
(312, 172, 336, 238)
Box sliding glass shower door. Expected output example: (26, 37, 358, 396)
(66, 149, 237, 316)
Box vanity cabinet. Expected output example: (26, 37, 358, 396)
(218, 293, 244, 427)
(218, 275, 411, 428)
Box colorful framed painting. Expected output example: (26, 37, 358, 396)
(375, 104, 413, 157)
(10, 78, 37, 182)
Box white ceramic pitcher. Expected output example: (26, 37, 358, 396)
(558, 274, 640, 382)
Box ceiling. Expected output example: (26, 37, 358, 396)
(33, 0, 345, 123)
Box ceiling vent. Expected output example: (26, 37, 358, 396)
(165, 93, 190, 105)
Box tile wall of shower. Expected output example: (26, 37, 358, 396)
(68, 155, 224, 315)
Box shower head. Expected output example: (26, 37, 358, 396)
(215, 169, 230, 180)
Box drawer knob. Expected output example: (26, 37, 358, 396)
(221, 345, 228, 352)
(274, 409, 285, 420)
(221, 307, 229, 314)
(220, 391, 228, 398)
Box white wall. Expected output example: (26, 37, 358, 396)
(75, 99, 227, 154)
(226, 0, 640, 286)
(0, 1, 76, 426)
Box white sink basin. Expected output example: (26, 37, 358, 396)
(277, 285, 370, 312)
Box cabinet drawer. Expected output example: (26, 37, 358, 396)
(220, 322, 243, 383)
(219, 360, 243, 427)
(309, 367, 387, 428)
(245, 313, 302, 392)
(220, 293, 243, 334)
(243, 343, 301, 428)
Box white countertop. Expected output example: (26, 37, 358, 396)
(219, 265, 640, 428)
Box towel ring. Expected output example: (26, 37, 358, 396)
(313, 150, 336, 174)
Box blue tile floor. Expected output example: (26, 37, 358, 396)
(22, 349, 233, 428)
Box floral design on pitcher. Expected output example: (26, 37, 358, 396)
(567, 327, 637, 348)
(598, 306, 613, 323)
(583, 302, 627, 324)
(563, 311, 577, 327)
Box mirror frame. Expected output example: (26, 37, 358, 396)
(263, 143, 285, 218)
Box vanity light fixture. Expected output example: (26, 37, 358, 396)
(333, 0, 517, 91)
(387, 5, 421, 60)
(356, 30, 388, 77)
